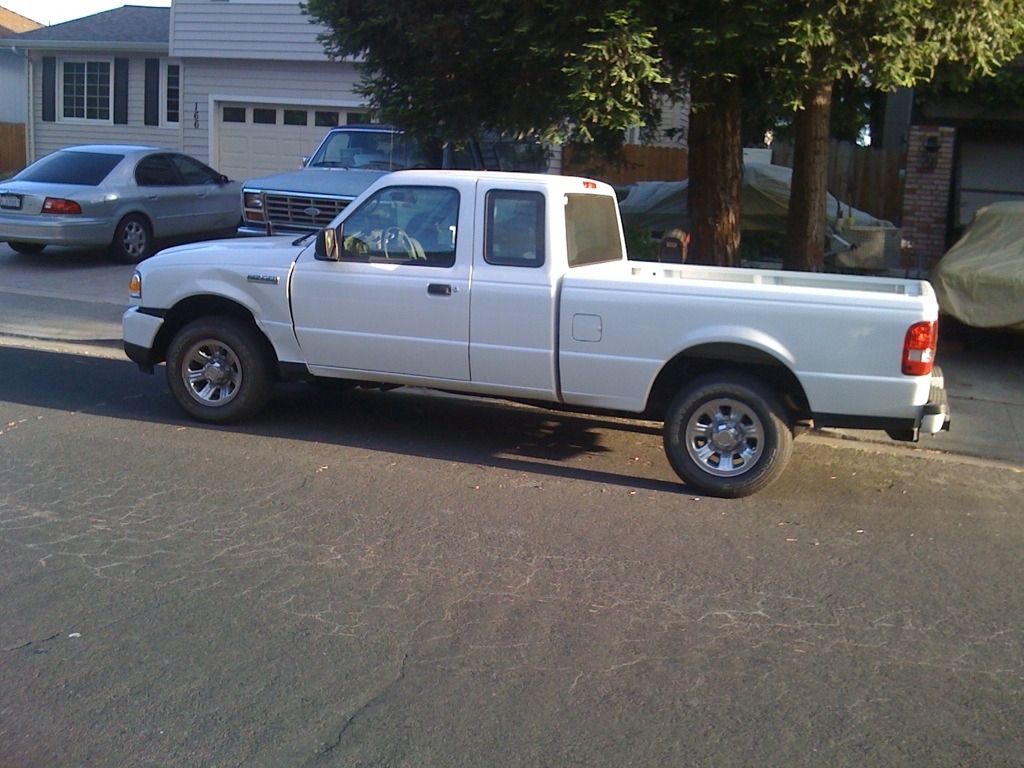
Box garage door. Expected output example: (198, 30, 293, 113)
(955, 130, 1024, 230)
(217, 103, 364, 181)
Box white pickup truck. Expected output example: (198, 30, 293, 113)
(123, 170, 950, 497)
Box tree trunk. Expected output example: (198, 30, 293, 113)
(784, 79, 833, 271)
(687, 76, 743, 266)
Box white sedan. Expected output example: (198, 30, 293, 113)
(0, 145, 241, 263)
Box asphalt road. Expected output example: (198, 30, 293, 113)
(2, 244, 1024, 766)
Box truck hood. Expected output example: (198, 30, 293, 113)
(242, 168, 388, 197)
(144, 235, 309, 269)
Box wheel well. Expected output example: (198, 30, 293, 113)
(645, 343, 810, 421)
(151, 296, 276, 369)
(116, 211, 153, 232)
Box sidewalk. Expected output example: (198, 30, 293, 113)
(2, 291, 1022, 467)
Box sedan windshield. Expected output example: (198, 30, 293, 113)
(18, 151, 123, 186)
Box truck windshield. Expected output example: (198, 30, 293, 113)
(565, 194, 625, 266)
(308, 129, 439, 171)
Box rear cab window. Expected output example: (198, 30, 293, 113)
(18, 151, 123, 186)
(564, 193, 624, 267)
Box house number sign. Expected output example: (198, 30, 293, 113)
(194, 103, 200, 130)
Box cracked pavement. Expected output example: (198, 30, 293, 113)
(2, 343, 1024, 767)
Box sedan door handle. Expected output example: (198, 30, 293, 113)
(427, 283, 454, 296)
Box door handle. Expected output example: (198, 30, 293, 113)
(428, 283, 454, 296)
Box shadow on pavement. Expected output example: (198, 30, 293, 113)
(0, 345, 682, 495)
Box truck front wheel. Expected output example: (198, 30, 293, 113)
(166, 317, 273, 424)
(664, 373, 793, 498)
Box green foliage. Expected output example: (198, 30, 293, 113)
(303, 0, 669, 153)
(303, 0, 1024, 268)
(918, 61, 1024, 111)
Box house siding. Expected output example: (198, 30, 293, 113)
(28, 52, 183, 161)
(171, 0, 337, 61)
(0, 52, 27, 123)
(180, 57, 363, 164)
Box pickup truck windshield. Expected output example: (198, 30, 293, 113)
(565, 194, 625, 266)
(308, 130, 436, 171)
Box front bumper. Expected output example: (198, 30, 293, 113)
(122, 306, 165, 373)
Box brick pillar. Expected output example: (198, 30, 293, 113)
(899, 125, 955, 272)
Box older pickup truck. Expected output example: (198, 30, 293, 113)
(124, 170, 950, 497)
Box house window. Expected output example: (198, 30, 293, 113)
(61, 60, 111, 121)
(283, 109, 307, 126)
(315, 111, 339, 127)
(223, 106, 246, 122)
(253, 108, 276, 124)
(164, 63, 180, 125)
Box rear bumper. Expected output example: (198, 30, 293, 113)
(0, 215, 113, 247)
(916, 366, 951, 437)
(813, 366, 951, 442)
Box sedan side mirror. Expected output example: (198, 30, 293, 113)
(315, 225, 342, 261)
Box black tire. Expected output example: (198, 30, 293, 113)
(8, 241, 45, 255)
(165, 317, 274, 423)
(663, 372, 794, 498)
(110, 214, 152, 263)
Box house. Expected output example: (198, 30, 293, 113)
(0, 5, 41, 123)
(0, 0, 367, 181)
(0, 5, 41, 172)
(0, 6, 178, 166)
(900, 76, 1024, 270)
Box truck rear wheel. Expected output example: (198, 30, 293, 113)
(664, 372, 793, 498)
(166, 317, 273, 423)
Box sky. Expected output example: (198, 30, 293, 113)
(5, 0, 170, 26)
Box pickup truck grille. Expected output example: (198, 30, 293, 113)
(262, 194, 350, 233)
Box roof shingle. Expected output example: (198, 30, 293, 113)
(13, 5, 168, 44)
(0, 5, 42, 35)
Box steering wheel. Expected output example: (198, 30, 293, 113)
(382, 226, 423, 259)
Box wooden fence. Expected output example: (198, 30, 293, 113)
(564, 139, 906, 224)
(563, 144, 689, 186)
(771, 140, 906, 225)
(0, 123, 27, 175)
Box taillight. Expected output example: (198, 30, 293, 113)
(41, 197, 82, 215)
(902, 320, 937, 376)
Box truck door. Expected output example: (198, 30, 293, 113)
(467, 184, 560, 397)
(290, 183, 471, 380)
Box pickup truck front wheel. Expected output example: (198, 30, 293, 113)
(166, 317, 273, 424)
(664, 373, 793, 498)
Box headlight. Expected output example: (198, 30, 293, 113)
(128, 270, 142, 299)
(243, 192, 264, 222)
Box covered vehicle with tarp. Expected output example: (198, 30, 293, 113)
(617, 162, 900, 270)
(931, 200, 1024, 332)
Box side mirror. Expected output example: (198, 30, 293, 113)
(315, 225, 342, 261)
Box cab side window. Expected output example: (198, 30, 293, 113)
(341, 186, 459, 267)
(484, 190, 545, 267)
